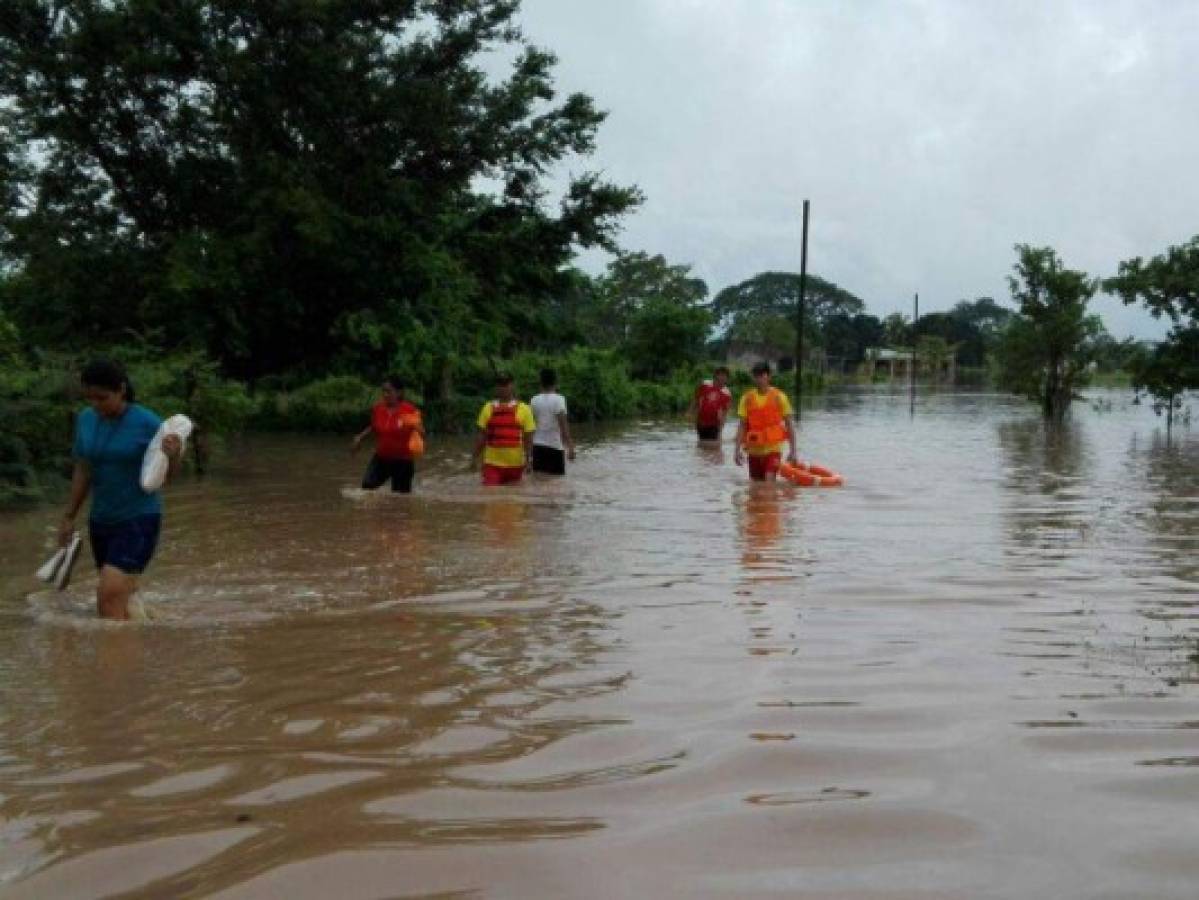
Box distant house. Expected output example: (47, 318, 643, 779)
(861, 347, 955, 382)
(862, 348, 914, 380)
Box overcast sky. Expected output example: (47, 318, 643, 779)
(515, 0, 1198, 338)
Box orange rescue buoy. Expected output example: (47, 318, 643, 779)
(778, 460, 844, 488)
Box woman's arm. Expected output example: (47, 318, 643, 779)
(351, 425, 372, 451)
(162, 434, 184, 483)
(59, 461, 91, 546)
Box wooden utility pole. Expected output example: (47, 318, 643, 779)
(795, 199, 810, 419)
(909, 292, 919, 416)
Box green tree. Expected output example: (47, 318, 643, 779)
(1121, 332, 1198, 433)
(1105, 235, 1199, 429)
(0, 0, 640, 383)
(913, 299, 1013, 369)
(626, 297, 712, 379)
(882, 312, 910, 348)
(0, 304, 19, 366)
(589, 252, 707, 347)
(822, 312, 884, 370)
(712, 272, 865, 354)
(916, 334, 954, 381)
(1088, 332, 1141, 374)
(996, 245, 1101, 421)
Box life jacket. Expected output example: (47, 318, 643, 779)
(743, 388, 788, 449)
(486, 401, 523, 448)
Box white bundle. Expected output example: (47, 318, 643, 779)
(140, 414, 194, 492)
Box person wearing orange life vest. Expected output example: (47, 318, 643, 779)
(733, 362, 799, 481)
(352, 375, 425, 493)
(472, 373, 536, 486)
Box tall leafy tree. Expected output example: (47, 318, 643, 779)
(712, 271, 865, 354)
(625, 297, 712, 379)
(1105, 236, 1199, 431)
(821, 312, 884, 369)
(0, 0, 640, 384)
(912, 299, 1013, 368)
(574, 251, 711, 377)
(588, 251, 707, 347)
(946, 297, 1012, 367)
(996, 244, 1101, 422)
(882, 312, 910, 348)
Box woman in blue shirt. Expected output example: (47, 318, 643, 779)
(58, 360, 182, 619)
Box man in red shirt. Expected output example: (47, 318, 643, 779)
(352, 375, 424, 493)
(688, 366, 733, 442)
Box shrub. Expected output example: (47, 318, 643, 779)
(253, 375, 376, 432)
(0, 358, 79, 505)
(129, 352, 254, 434)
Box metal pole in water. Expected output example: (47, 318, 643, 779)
(795, 199, 810, 420)
(909, 292, 919, 416)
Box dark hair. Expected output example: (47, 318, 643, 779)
(81, 358, 135, 402)
(383, 374, 405, 391)
(540, 368, 557, 389)
(752, 362, 771, 376)
(714, 366, 730, 377)
(495, 372, 514, 386)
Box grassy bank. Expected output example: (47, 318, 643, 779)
(1087, 371, 1134, 389)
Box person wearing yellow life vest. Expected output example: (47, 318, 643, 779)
(733, 362, 799, 481)
(472, 373, 536, 486)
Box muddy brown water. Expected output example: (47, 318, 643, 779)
(0, 388, 1196, 899)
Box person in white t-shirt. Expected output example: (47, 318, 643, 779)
(529, 368, 576, 475)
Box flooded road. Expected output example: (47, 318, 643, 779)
(0, 388, 1196, 899)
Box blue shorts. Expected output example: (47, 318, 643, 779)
(89, 515, 162, 575)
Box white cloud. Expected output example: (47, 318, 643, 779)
(517, 0, 1199, 338)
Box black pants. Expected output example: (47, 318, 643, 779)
(531, 444, 566, 475)
(362, 455, 415, 493)
(696, 424, 721, 441)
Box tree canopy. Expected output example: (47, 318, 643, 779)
(995, 244, 1102, 421)
(0, 0, 640, 389)
(1105, 235, 1199, 428)
(712, 272, 865, 349)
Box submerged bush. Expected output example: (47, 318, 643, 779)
(129, 352, 254, 435)
(253, 375, 376, 432)
(0, 362, 76, 505)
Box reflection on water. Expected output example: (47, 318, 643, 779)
(0, 389, 1196, 898)
(998, 418, 1093, 560)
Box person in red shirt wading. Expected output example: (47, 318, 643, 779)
(352, 375, 424, 493)
(688, 366, 733, 442)
(473, 373, 536, 486)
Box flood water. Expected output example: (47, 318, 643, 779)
(0, 388, 1196, 899)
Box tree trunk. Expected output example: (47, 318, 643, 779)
(1043, 354, 1069, 422)
(423, 357, 456, 433)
